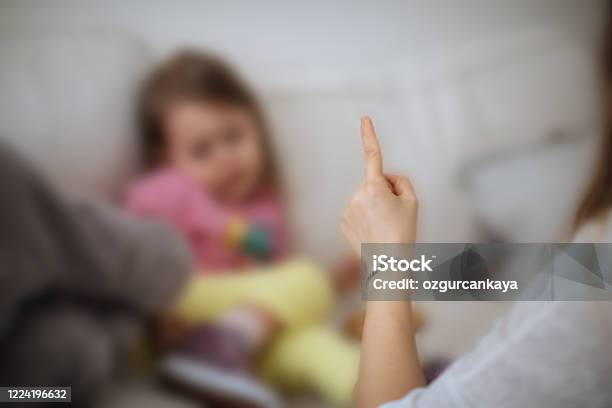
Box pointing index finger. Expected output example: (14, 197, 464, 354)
(361, 116, 383, 182)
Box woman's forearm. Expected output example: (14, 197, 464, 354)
(355, 301, 425, 408)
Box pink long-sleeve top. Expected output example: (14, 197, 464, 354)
(124, 167, 288, 272)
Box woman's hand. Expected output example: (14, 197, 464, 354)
(343, 117, 425, 408)
(341, 116, 419, 255)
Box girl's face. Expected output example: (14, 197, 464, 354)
(163, 101, 266, 202)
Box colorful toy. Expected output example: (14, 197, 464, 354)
(223, 216, 274, 260)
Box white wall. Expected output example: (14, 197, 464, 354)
(0, 0, 605, 264)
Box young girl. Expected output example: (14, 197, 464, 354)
(124, 51, 358, 407)
(125, 52, 287, 270)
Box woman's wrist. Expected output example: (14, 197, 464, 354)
(365, 301, 414, 330)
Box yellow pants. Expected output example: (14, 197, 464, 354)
(174, 259, 359, 406)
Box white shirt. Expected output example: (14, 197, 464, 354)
(382, 214, 612, 408)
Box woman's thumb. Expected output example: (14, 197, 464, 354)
(385, 174, 415, 198)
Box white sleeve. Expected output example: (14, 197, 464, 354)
(380, 302, 611, 408)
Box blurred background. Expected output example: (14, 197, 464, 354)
(0, 0, 607, 406)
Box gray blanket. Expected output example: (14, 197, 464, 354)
(0, 145, 192, 404)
